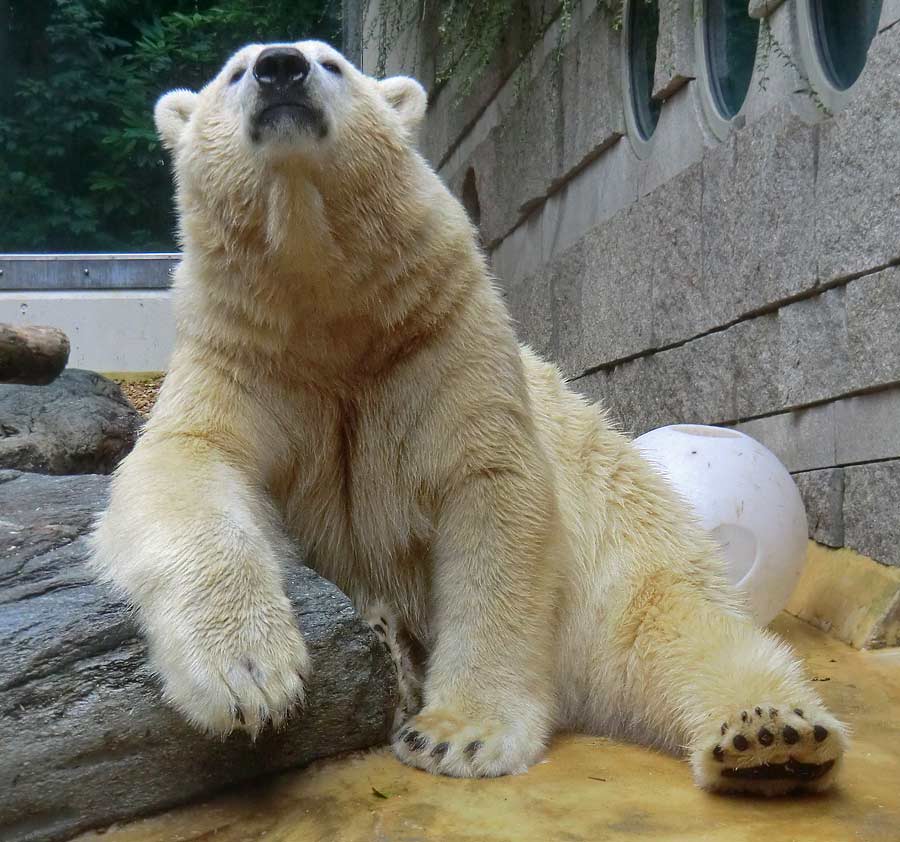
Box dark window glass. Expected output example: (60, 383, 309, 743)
(812, 0, 883, 90)
(628, 0, 661, 141)
(705, 0, 759, 119)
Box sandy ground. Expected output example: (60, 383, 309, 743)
(115, 375, 163, 418)
(73, 614, 900, 842)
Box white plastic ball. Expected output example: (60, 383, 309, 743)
(634, 424, 808, 627)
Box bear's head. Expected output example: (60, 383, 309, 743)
(153, 42, 450, 298)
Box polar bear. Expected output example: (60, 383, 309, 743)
(91, 40, 846, 795)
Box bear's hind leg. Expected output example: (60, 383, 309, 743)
(618, 572, 847, 796)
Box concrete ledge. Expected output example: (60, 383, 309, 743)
(0, 290, 175, 372)
(787, 542, 900, 649)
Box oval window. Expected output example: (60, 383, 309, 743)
(704, 0, 759, 119)
(811, 0, 883, 91)
(628, 0, 661, 141)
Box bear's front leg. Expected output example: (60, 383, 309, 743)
(393, 455, 562, 777)
(91, 431, 309, 737)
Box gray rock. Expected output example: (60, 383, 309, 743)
(792, 468, 845, 548)
(843, 460, 900, 568)
(0, 471, 398, 842)
(0, 369, 141, 475)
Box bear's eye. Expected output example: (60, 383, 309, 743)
(229, 67, 246, 85)
(321, 61, 342, 76)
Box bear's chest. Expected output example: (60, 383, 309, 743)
(276, 391, 436, 606)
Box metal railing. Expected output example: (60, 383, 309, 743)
(0, 254, 180, 291)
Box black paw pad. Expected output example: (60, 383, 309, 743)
(733, 734, 750, 751)
(813, 725, 829, 743)
(783, 725, 800, 745)
(757, 727, 774, 746)
(431, 742, 449, 759)
(464, 740, 483, 759)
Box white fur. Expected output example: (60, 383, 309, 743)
(91, 41, 846, 795)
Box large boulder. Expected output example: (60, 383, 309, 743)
(0, 470, 398, 842)
(0, 369, 142, 475)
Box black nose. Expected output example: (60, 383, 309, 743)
(253, 47, 310, 89)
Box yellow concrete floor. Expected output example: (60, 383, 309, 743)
(76, 616, 900, 842)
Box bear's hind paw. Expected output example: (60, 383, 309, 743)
(691, 703, 847, 796)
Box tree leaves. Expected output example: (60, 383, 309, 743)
(0, 0, 340, 252)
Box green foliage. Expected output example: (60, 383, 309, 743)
(0, 0, 339, 252)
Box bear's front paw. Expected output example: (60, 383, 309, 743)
(148, 604, 310, 738)
(691, 703, 847, 796)
(392, 705, 546, 777)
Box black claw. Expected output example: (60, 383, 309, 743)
(431, 741, 449, 759)
(410, 735, 428, 752)
(713, 745, 725, 762)
(758, 727, 774, 746)
(813, 725, 829, 743)
(235, 707, 245, 725)
(769, 708, 779, 718)
(733, 734, 750, 751)
(404, 730, 420, 745)
(397, 728, 409, 742)
(720, 722, 728, 736)
(380, 617, 388, 626)
(794, 708, 804, 718)
(783, 725, 800, 745)
(741, 711, 748, 723)
(754, 707, 763, 716)
(373, 624, 385, 636)
(464, 740, 483, 759)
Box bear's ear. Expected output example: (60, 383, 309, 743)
(379, 77, 427, 133)
(154, 89, 198, 151)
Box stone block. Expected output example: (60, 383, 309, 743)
(580, 325, 737, 435)
(652, 0, 696, 101)
(422, 0, 560, 168)
(792, 468, 845, 547)
(503, 264, 555, 361)
(748, 0, 787, 17)
(700, 105, 818, 327)
(559, 3, 624, 175)
(441, 1, 624, 248)
(844, 460, 900, 567)
(835, 386, 900, 465)
(774, 285, 850, 410)
(735, 403, 835, 473)
(816, 24, 900, 281)
(847, 265, 900, 388)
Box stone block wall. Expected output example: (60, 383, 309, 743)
(347, 0, 900, 571)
